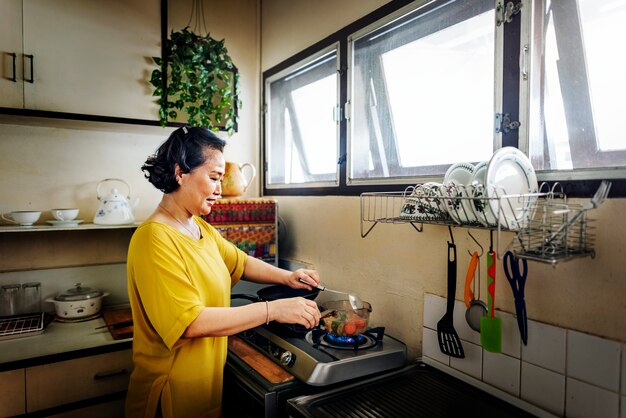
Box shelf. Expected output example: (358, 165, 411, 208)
(0, 222, 141, 233)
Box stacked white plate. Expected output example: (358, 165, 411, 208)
(442, 162, 478, 225)
(469, 161, 498, 227)
(485, 147, 538, 230)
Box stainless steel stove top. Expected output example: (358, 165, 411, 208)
(237, 325, 407, 386)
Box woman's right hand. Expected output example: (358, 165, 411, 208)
(268, 297, 321, 329)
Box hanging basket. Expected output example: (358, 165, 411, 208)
(150, 27, 241, 135)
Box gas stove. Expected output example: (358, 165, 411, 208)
(236, 325, 407, 386)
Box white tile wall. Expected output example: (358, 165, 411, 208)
(567, 330, 621, 392)
(450, 340, 482, 380)
(421, 293, 625, 418)
(499, 310, 522, 358)
(422, 326, 450, 366)
(521, 320, 566, 373)
(566, 378, 619, 418)
(520, 361, 565, 416)
(452, 299, 482, 345)
(423, 293, 446, 330)
(483, 351, 521, 396)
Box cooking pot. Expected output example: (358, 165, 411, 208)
(46, 283, 109, 319)
(231, 284, 319, 303)
(93, 178, 139, 225)
(231, 285, 320, 336)
(320, 300, 372, 336)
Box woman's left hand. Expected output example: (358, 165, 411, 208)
(286, 269, 321, 290)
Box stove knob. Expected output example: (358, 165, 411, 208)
(279, 351, 295, 367)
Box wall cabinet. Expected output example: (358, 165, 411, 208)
(0, 0, 160, 121)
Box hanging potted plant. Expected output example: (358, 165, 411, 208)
(150, 27, 241, 135)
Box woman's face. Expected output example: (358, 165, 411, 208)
(177, 147, 225, 216)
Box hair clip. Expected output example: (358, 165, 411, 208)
(182, 127, 188, 134)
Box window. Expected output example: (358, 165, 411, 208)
(349, 0, 495, 183)
(264, 46, 340, 188)
(262, 0, 626, 196)
(527, 0, 626, 177)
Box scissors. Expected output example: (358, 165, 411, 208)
(503, 251, 528, 345)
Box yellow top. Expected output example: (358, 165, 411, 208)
(125, 218, 247, 418)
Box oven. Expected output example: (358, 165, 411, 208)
(222, 322, 407, 417)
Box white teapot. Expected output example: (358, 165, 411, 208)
(93, 178, 139, 225)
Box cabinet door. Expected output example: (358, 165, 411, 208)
(0, 368, 26, 416)
(0, 0, 24, 108)
(22, 0, 160, 120)
(26, 349, 133, 412)
(45, 398, 126, 418)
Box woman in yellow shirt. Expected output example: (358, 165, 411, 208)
(125, 126, 321, 418)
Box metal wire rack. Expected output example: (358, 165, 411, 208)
(0, 312, 46, 341)
(360, 182, 597, 265)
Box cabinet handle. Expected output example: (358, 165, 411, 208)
(24, 54, 34, 83)
(9, 53, 17, 82)
(93, 368, 128, 380)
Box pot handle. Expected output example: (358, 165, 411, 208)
(231, 293, 262, 302)
(96, 178, 132, 200)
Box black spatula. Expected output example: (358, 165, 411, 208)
(437, 241, 465, 358)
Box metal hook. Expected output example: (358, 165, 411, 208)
(448, 225, 455, 245)
(467, 230, 484, 257)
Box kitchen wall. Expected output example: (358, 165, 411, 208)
(260, 0, 626, 366)
(1, 0, 625, 384)
(0, 0, 260, 296)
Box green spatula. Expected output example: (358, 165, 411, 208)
(481, 248, 502, 352)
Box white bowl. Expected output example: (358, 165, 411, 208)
(2, 211, 42, 226)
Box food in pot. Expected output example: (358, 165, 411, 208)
(320, 300, 371, 336)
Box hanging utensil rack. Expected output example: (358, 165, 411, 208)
(360, 183, 597, 265)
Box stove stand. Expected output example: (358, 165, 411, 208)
(237, 325, 407, 386)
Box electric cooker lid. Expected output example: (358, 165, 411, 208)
(55, 283, 103, 301)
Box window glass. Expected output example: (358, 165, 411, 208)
(349, 0, 495, 183)
(529, 0, 626, 173)
(265, 48, 339, 187)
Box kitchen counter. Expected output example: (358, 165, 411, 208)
(0, 315, 131, 371)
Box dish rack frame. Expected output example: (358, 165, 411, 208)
(360, 182, 596, 265)
(0, 312, 46, 340)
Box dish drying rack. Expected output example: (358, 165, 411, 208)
(360, 183, 596, 265)
(0, 312, 46, 341)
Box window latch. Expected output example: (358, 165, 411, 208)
(495, 113, 520, 134)
(496, 1, 522, 26)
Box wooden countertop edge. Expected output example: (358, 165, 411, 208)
(228, 335, 294, 384)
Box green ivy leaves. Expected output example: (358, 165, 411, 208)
(150, 28, 241, 135)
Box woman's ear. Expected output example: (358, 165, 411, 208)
(174, 164, 183, 184)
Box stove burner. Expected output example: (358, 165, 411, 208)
(310, 326, 386, 350)
(323, 333, 367, 347)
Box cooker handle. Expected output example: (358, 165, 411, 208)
(231, 293, 262, 302)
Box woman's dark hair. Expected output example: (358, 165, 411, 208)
(142, 126, 226, 193)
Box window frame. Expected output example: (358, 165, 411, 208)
(261, 0, 626, 198)
(263, 43, 342, 190)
